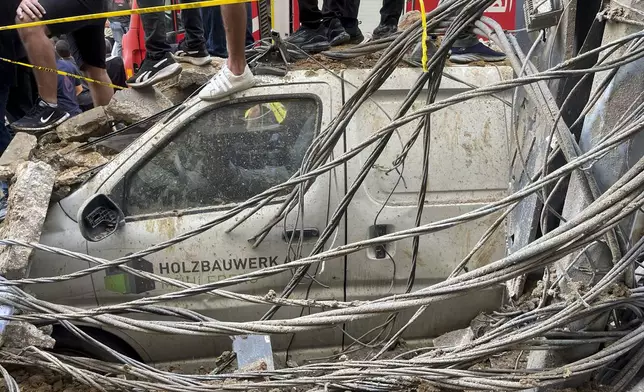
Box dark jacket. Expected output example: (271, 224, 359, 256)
(0, 0, 24, 86)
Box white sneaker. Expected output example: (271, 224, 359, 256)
(198, 64, 255, 101)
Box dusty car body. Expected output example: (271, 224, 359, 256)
(29, 66, 513, 367)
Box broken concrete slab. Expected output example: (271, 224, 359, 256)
(433, 327, 474, 348)
(106, 87, 172, 124)
(0, 133, 37, 168)
(0, 321, 55, 349)
(0, 161, 55, 279)
(176, 62, 219, 90)
(56, 107, 112, 142)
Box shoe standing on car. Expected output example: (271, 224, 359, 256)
(286, 0, 362, 54)
(373, 0, 403, 40)
(10, 0, 114, 134)
(127, 0, 211, 89)
(198, 4, 255, 101)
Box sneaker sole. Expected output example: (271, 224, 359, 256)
(198, 78, 256, 101)
(127, 63, 183, 89)
(171, 53, 212, 66)
(10, 112, 71, 134)
(329, 32, 351, 46)
(300, 41, 331, 53)
(450, 54, 507, 64)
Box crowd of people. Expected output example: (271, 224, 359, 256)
(0, 0, 506, 156)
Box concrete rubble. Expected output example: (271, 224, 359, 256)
(56, 107, 112, 142)
(106, 86, 173, 124)
(157, 61, 222, 104)
(0, 161, 55, 279)
(0, 322, 55, 349)
(0, 133, 36, 168)
(432, 327, 474, 348)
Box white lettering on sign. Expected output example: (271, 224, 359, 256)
(487, 0, 513, 13)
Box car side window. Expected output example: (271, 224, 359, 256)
(124, 97, 320, 216)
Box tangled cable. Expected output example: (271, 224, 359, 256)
(0, 1, 643, 391)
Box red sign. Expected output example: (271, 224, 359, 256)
(410, 0, 516, 31)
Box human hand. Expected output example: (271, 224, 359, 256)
(16, 0, 46, 21)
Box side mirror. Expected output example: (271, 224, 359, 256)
(77, 194, 125, 242)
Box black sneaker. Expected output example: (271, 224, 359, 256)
(373, 23, 397, 40)
(286, 24, 331, 53)
(450, 42, 507, 64)
(172, 39, 212, 66)
(10, 99, 70, 133)
(127, 52, 182, 89)
(326, 18, 350, 46)
(345, 25, 364, 45)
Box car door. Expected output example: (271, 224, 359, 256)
(87, 81, 346, 362)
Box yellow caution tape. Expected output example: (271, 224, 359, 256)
(0, 0, 255, 31)
(419, 1, 429, 72)
(0, 57, 126, 90)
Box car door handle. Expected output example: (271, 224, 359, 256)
(283, 228, 320, 242)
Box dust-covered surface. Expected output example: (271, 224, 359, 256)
(0, 367, 610, 392)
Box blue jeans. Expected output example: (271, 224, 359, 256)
(202, 4, 254, 58)
(0, 84, 13, 156)
(110, 20, 128, 57)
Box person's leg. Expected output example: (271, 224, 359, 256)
(201, 7, 214, 53)
(110, 21, 125, 57)
(5, 60, 36, 121)
(338, 0, 362, 43)
(10, 0, 98, 132)
(321, 0, 350, 46)
(84, 66, 114, 106)
(222, 4, 247, 76)
(127, 0, 182, 87)
(15, 22, 57, 104)
(373, 0, 403, 39)
(180, 0, 206, 49)
(137, 0, 172, 60)
(0, 85, 13, 156)
(198, 4, 254, 101)
(172, 0, 211, 65)
(299, 0, 324, 27)
(68, 25, 114, 106)
(379, 0, 403, 26)
(245, 3, 254, 47)
(285, 0, 330, 53)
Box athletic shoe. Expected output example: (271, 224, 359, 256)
(345, 25, 364, 45)
(286, 25, 330, 53)
(326, 18, 350, 46)
(372, 23, 398, 40)
(127, 52, 182, 89)
(172, 39, 212, 66)
(10, 99, 70, 133)
(450, 42, 507, 64)
(198, 64, 255, 101)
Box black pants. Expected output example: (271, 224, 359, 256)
(298, 0, 360, 29)
(379, 0, 403, 26)
(138, 0, 206, 60)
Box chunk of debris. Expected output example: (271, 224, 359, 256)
(0, 133, 37, 168)
(0, 161, 55, 279)
(177, 62, 220, 90)
(56, 106, 112, 142)
(433, 327, 474, 348)
(0, 321, 55, 349)
(106, 87, 173, 124)
(399, 10, 421, 31)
